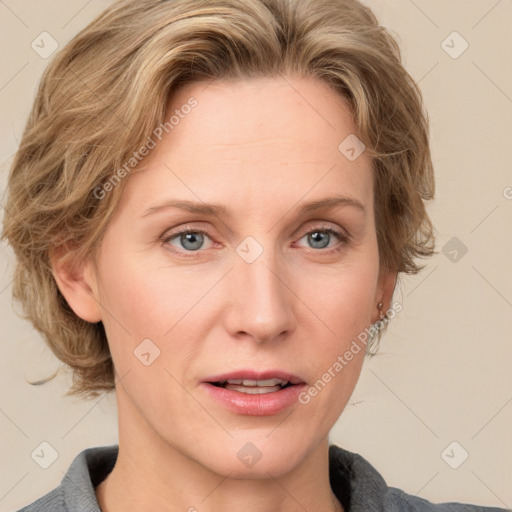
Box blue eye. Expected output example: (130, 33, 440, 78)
(163, 229, 213, 253)
(306, 230, 332, 249)
(298, 228, 346, 250)
(161, 225, 349, 257)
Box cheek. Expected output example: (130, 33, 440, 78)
(304, 269, 375, 378)
(296, 273, 374, 428)
(296, 247, 379, 404)
(301, 254, 379, 341)
(96, 249, 196, 334)
(95, 251, 224, 377)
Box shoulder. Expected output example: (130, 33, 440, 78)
(328, 444, 510, 512)
(15, 488, 65, 512)
(14, 445, 118, 512)
(385, 487, 509, 512)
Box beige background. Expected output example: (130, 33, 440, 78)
(1, 0, 511, 510)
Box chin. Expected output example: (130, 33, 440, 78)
(198, 435, 312, 479)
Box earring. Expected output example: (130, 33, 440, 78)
(377, 302, 384, 321)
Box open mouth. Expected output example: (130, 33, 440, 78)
(210, 378, 294, 394)
(203, 372, 307, 415)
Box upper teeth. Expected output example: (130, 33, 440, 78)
(221, 378, 289, 387)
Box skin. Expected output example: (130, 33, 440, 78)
(52, 75, 397, 512)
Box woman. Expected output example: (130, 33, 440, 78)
(3, 0, 508, 511)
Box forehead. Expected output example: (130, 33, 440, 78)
(121, 75, 374, 217)
(167, 75, 357, 150)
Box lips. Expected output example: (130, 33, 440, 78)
(203, 370, 306, 390)
(201, 370, 307, 416)
(214, 377, 291, 394)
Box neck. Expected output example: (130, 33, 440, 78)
(95, 391, 343, 512)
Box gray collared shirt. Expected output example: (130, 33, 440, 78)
(15, 444, 510, 511)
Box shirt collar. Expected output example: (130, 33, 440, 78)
(60, 443, 386, 511)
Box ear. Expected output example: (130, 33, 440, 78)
(49, 244, 102, 323)
(373, 267, 398, 323)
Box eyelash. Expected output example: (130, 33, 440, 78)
(160, 224, 351, 258)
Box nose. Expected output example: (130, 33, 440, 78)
(225, 247, 296, 345)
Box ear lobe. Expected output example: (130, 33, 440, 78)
(49, 244, 102, 323)
(375, 268, 398, 322)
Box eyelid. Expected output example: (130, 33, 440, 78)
(297, 221, 350, 239)
(160, 221, 351, 256)
(294, 223, 351, 251)
(161, 226, 216, 254)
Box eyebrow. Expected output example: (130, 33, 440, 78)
(141, 196, 365, 219)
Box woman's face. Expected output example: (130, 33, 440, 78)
(82, 76, 395, 476)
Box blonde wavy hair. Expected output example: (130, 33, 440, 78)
(2, 0, 435, 400)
